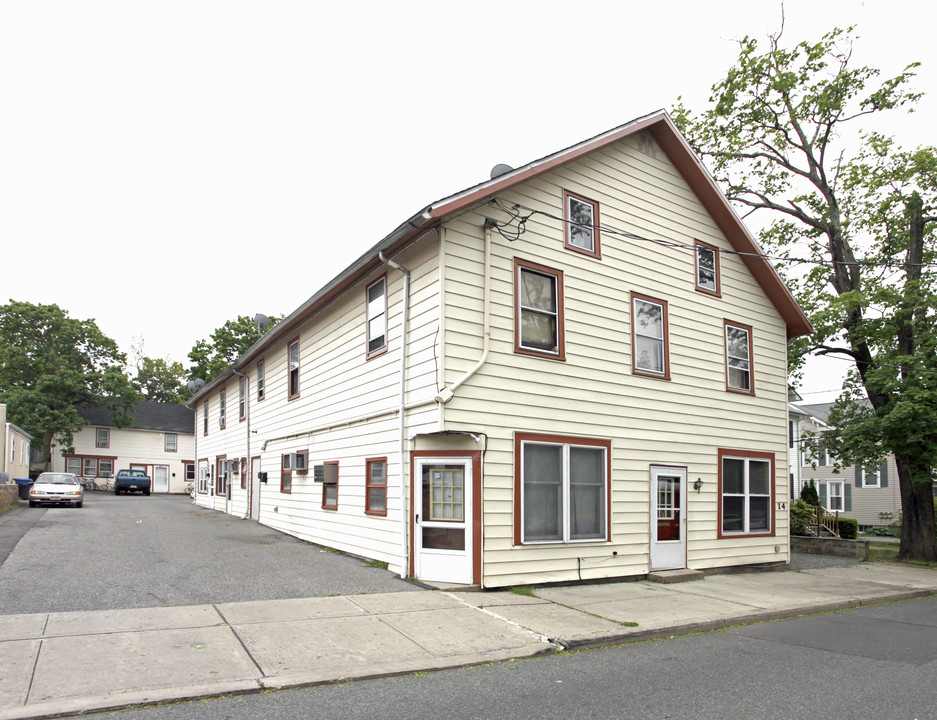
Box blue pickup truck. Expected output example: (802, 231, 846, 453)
(114, 469, 151, 496)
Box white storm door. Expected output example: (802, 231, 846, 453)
(249, 458, 261, 521)
(650, 466, 687, 571)
(414, 458, 473, 584)
(153, 465, 170, 493)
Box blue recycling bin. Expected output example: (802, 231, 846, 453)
(14, 478, 32, 500)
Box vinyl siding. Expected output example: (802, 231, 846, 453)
(438, 132, 790, 587)
(193, 237, 442, 574)
(54, 424, 195, 494)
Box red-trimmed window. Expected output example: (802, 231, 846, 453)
(366, 276, 387, 358)
(514, 432, 610, 545)
(256, 359, 266, 401)
(215, 456, 227, 496)
(322, 461, 339, 510)
(66, 455, 115, 478)
(197, 461, 210, 493)
(219, 390, 226, 429)
(514, 258, 565, 360)
(240, 457, 247, 489)
(185, 463, 196, 482)
(725, 321, 755, 394)
(95, 428, 110, 448)
(718, 449, 774, 537)
(365, 457, 387, 516)
(632, 293, 670, 379)
(695, 240, 721, 295)
(288, 339, 301, 400)
(564, 190, 600, 258)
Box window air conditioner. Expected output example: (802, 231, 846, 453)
(288, 452, 307, 473)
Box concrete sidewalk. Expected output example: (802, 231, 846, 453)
(2, 563, 936, 719)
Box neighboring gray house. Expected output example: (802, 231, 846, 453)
(791, 402, 899, 529)
(51, 403, 195, 494)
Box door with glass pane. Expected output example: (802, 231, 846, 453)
(414, 457, 473, 584)
(650, 465, 687, 571)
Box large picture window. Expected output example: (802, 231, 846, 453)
(515, 433, 610, 544)
(514, 258, 565, 360)
(632, 293, 670, 379)
(719, 449, 774, 537)
(564, 190, 600, 258)
(725, 321, 754, 394)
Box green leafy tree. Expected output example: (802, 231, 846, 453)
(134, 357, 188, 403)
(674, 26, 937, 561)
(187, 315, 280, 383)
(0, 301, 139, 460)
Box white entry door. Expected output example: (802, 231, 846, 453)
(413, 457, 473, 584)
(153, 465, 170, 493)
(650, 465, 687, 571)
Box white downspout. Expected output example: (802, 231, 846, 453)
(379, 250, 411, 579)
(435, 220, 492, 404)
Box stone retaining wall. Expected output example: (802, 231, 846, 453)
(0, 484, 20, 511)
(791, 535, 869, 560)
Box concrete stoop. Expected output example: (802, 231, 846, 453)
(647, 568, 705, 584)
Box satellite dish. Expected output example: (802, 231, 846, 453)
(186, 379, 206, 394)
(253, 313, 271, 332)
(490, 163, 514, 179)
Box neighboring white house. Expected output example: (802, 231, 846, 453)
(189, 110, 813, 588)
(51, 403, 196, 494)
(791, 401, 901, 529)
(1, 403, 33, 482)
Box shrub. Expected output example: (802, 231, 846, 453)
(865, 526, 895, 537)
(790, 499, 815, 536)
(800, 480, 820, 506)
(836, 517, 858, 539)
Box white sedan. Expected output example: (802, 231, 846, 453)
(29, 472, 84, 508)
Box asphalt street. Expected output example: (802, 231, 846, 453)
(0, 493, 417, 613)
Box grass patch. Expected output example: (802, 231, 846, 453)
(365, 559, 389, 570)
(869, 546, 899, 562)
(510, 586, 537, 597)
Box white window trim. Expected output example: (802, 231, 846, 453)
(861, 468, 881, 488)
(828, 480, 845, 511)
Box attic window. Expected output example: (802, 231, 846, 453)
(695, 240, 720, 295)
(564, 190, 600, 258)
(366, 276, 387, 358)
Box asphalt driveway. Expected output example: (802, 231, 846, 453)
(0, 493, 418, 614)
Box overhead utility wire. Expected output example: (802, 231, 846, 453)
(490, 199, 937, 270)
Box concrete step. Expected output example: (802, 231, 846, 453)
(647, 568, 706, 584)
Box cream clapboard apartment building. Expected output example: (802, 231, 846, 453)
(189, 111, 812, 588)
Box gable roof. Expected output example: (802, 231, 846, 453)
(79, 402, 195, 434)
(189, 110, 812, 403)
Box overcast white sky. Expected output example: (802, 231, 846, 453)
(2, 1, 933, 402)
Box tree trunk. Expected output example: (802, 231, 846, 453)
(895, 456, 937, 563)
